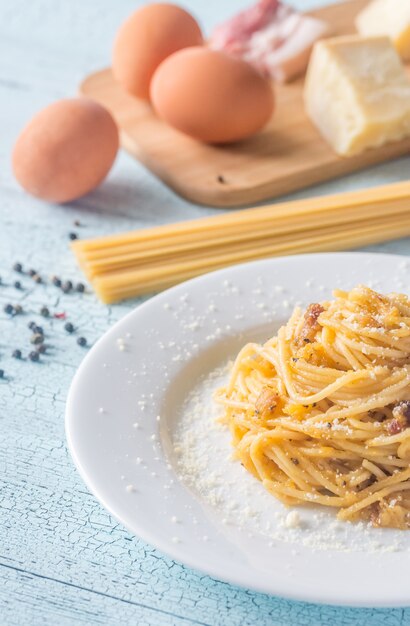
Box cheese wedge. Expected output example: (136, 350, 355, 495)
(356, 0, 410, 61)
(304, 35, 410, 156)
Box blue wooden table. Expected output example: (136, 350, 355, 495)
(2, 1, 410, 623)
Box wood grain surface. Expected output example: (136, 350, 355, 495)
(3, 0, 410, 624)
(80, 0, 410, 208)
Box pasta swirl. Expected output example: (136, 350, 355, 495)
(216, 286, 410, 528)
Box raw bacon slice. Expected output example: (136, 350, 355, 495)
(211, 0, 280, 52)
(210, 0, 329, 83)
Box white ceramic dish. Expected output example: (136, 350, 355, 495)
(66, 252, 410, 607)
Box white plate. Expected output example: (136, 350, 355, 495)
(66, 252, 410, 608)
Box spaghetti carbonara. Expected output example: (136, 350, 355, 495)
(216, 286, 410, 529)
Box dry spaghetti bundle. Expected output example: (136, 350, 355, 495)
(216, 286, 410, 528)
(72, 181, 410, 303)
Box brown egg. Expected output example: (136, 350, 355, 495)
(12, 98, 119, 203)
(150, 47, 274, 144)
(112, 3, 203, 101)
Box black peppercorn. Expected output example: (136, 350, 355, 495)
(28, 321, 36, 330)
(0, 369, 4, 378)
(52, 276, 62, 287)
(13, 262, 23, 273)
(14, 280, 22, 290)
(33, 325, 44, 335)
(12, 349, 22, 359)
(40, 306, 50, 317)
(33, 274, 42, 284)
(69, 232, 78, 241)
(62, 280, 73, 293)
(75, 282, 85, 293)
(77, 336, 87, 347)
(36, 344, 47, 354)
(28, 351, 39, 362)
(64, 322, 75, 334)
(28, 269, 36, 277)
(4, 304, 14, 315)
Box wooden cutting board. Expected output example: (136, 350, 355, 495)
(80, 0, 410, 208)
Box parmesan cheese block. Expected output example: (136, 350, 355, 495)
(304, 35, 410, 156)
(356, 0, 410, 61)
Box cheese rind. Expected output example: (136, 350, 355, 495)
(356, 0, 410, 61)
(304, 35, 410, 156)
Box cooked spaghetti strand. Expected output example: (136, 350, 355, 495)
(217, 286, 410, 529)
